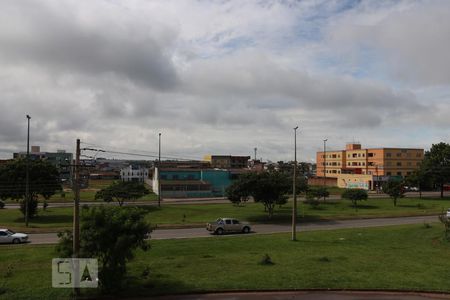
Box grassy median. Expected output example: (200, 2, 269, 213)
(1, 224, 450, 299)
(1, 197, 450, 232)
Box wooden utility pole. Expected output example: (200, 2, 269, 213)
(73, 139, 80, 296)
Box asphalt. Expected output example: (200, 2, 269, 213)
(147, 290, 450, 300)
(15, 215, 439, 245)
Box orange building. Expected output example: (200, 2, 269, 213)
(317, 143, 424, 179)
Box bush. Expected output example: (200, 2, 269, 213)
(0, 200, 4, 209)
(259, 254, 274, 265)
(56, 206, 151, 292)
(19, 198, 38, 218)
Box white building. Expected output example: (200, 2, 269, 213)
(120, 165, 149, 182)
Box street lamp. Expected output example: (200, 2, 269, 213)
(323, 139, 328, 200)
(25, 115, 31, 227)
(292, 126, 299, 241)
(158, 133, 161, 207)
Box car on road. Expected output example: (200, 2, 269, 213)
(0, 228, 29, 244)
(446, 209, 450, 219)
(206, 218, 251, 235)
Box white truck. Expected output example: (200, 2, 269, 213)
(206, 218, 251, 235)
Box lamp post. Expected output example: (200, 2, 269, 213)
(323, 139, 328, 200)
(158, 133, 161, 207)
(25, 115, 31, 227)
(292, 126, 299, 241)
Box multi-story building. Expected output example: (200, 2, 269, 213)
(152, 168, 233, 198)
(13, 146, 73, 182)
(120, 165, 149, 182)
(316, 143, 424, 190)
(203, 155, 250, 169)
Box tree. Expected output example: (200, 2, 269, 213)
(342, 189, 368, 211)
(250, 171, 290, 219)
(225, 178, 251, 206)
(0, 159, 61, 218)
(421, 143, 450, 198)
(95, 181, 150, 206)
(228, 171, 290, 219)
(383, 180, 405, 206)
(56, 206, 150, 291)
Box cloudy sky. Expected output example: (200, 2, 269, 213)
(0, 0, 449, 162)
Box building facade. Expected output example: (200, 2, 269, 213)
(203, 155, 250, 169)
(152, 168, 233, 198)
(13, 147, 73, 182)
(316, 143, 424, 189)
(120, 165, 149, 182)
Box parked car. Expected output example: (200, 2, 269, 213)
(404, 186, 419, 192)
(206, 218, 251, 235)
(0, 228, 28, 244)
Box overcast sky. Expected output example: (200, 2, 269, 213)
(0, 0, 449, 162)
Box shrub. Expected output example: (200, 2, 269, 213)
(259, 254, 274, 265)
(0, 200, 4, 209)
(19, 197, 38, 218)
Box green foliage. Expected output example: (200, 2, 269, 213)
(225, 178, 251, 206)
(56, 206, 151, 292)
(341, 189, 368, 210)
(0, 159, 61, 217)
(421, 142, 450, 198)
(0, 200, 4, 209)
(228, 171, 290, 218)
(383, 180, 405, 206)
(259, 254, 274, 265)
(95, 181, 150, 206)
(19, 197, 38, 218)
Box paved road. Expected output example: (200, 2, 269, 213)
(17, 215, 439, 245)
(148, 290, 450, 300)
(3, 192, 448, 209)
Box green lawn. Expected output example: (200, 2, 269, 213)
(1, 197, 449, 233)
(1, 224, 450, 299)
(2, 179, 157, 203)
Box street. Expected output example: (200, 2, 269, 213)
(14, 215, 439, 245)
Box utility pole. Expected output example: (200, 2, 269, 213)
(73, 139, 81, 297)
(158, 133, 161, 207)
(254, 147, 257, 161)
(292, 126, 298, 241)
(25, 115, 31, 227)
(323, 139, 328, 200)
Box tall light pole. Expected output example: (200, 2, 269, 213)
(25, 115, 31, 227)
(323, 139, 328, 200)
(158, 133, 161, 207)
(292, 126, 299, 241)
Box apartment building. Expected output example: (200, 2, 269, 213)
(203, 155, 250, 169)
(316, 143, 424, 189)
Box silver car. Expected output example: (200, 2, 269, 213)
(206, 218, 251, 235)
(0, 228, 28, 244)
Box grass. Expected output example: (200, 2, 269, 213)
(3, 179, 157, 203)
(1, 197, 449, 233)
(1, 224, 450, 299)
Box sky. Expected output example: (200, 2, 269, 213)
(0, 0, 449, 162)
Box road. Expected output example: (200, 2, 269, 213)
(17, 215, 439, 245)
(3, 191, 448, 209)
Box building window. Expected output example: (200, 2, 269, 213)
(387, 172, 392, 176)
(368, 153, 374, 157)
(397, 162, 402, 166)
(386, 153, 392, 157)
(407, 162, 412, 166)
(397, 153, 401, 157)
(397, 172, 402, 176)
